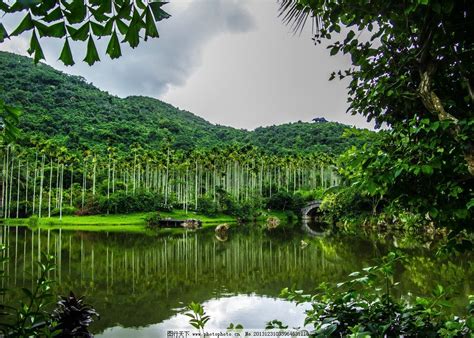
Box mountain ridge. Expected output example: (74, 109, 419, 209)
(0, 51, 365, 155)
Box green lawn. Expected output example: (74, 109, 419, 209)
(2, 209, 289, 234)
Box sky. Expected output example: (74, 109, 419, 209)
(0, 0, 373, 130)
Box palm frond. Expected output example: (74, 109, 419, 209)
(278, 0, 320, 35)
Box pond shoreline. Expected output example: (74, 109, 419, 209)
(1, 209, 289, 234)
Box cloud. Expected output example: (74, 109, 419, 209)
(0, 0, 256, 97)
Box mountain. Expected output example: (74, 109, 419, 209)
(0, 51, 366, 155)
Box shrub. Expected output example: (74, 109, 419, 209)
(196, 196, 219, 216)
(52, 292, 99, 337)
(96, 190, 169, 214)
(145, 212, 162, 228)
(266, 191, 305, 213)
(28, 215, 39, 227)
(231, 199, 263, 223)
(281, 252, 474, 337)
(50, 206, 76, 216)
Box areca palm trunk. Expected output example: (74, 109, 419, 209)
(25, 161, 29, 216)
(92, 158, 97, 197)
(59, 164, 64, 220)
(3, 146, 10, 218)
(48, 159, 53, 218)
(32, 153, 38, 216)
(38, 155, 45, 218)
(16, 159, 20, 218)
(194, 161, 198, 210)
(82, 162, 87, 209)
(70, 165, 74, 207)
(7, 153, 14, 218)
(55, 159, 60, 208)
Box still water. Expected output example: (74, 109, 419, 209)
(0, 224, 472, 336)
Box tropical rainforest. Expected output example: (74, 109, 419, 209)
(0, 51, 363, 156)
(0, 0, 473, 336)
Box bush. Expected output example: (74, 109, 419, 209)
(50, 206, 76, 216)
(266, 191, 305, 213)
(197, 196, 219, 216)
(145, 212, 162, 228)
(231, 198, 263, 223)
(281, 252, 474, 337)
(28, 215, 39, 227)
(95, 190, 170, 214)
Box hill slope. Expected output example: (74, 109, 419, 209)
(0, 51, 364, 154)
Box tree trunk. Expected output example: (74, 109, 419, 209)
(419, 62, 474, 175)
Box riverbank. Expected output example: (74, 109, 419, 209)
(1, 210, 288, 234)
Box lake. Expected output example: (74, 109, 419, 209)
(0, 224, 472, 336)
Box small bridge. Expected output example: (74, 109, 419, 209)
(301, 200, 322, 218)
(301, 200, 325, 236)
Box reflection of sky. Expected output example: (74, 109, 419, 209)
(97, 294, 310, 337)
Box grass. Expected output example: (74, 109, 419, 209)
(2, 209, 291, 234)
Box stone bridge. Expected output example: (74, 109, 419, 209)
(301, 200, 325, 236)
(301, 200, 322, 218)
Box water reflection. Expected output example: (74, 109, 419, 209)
(99, 295, 309, 338)
(0, 225, 472, 335)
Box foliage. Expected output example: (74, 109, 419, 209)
(97, 190, 169, 214)
(184, 302, 210, 333)
(28, 215, 39, 227)
(196, 196, 219, 216)
(281, 252, 474, 336)
(0, 0, 170, 143)
(279, 0, 474, 230)
(0, 245, 99, 337)
(0, 1, 170, 65)
(0, 51, 368, 155)
(1, 252, 56, 337)
(332, 120, 473, 228)
(145, 212, 162, 228)
(51, 292, 99, 338)
(265, 320, 288, 330)
(266, 191, 305, 213)
(0, 99, 20, 143)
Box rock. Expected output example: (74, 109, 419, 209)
(181, 219, 201, 230)
(266, 216, 280, 230)
(215, 223, 229, 242)
(215, 223, 229, 235)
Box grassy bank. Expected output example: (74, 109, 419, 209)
(2, 210, 288, 234)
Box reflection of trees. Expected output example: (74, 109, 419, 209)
(1, 226, 472, 333)
(400, 255, 473, 312)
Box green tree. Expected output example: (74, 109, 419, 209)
(0, 0, 170, 142)
(279, 0, 473, 173)
(280, 0, 474, 226)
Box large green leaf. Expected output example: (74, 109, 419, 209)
(90, 21, 105, 36)
(70, 22, 89, 41)
(0, 23, 8, 43)
(46, 22, 67, 38)
(10, 12, 34, 36)
(27, 30, 45, 63)
(65, 0, 87, 24)
(106, 30, 122, 59)
(83, 35, 100, 65)
(149, 1, 171, 22)
(59, 39, 75, 66)
(123, 9, 143, 48)
(42, 6, 63, 23)
(145, 7, 159, 39)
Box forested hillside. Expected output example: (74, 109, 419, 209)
(0, 51, 365, 154)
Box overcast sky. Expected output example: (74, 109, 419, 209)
(0, 0, 372, 130)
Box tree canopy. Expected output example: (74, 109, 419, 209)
(279, 0, 473, 227)
(0, 0, 170, 143)
(279, 0, 473, 175)
(0, 51, 365, 155)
